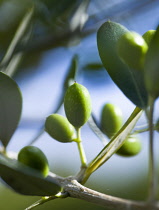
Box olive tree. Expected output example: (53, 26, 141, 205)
(0, 1, 159, 210)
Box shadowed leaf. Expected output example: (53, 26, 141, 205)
(0, 154, 61, 196)
(0, 72, 22, 147)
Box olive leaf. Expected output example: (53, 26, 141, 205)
(83, 63, 104, 71)
(64, 54, 78, 88)
(0, 7, 34, 76)
(97, 21, 148, 108)
(69, 0, 89, 31)
(83, 107, 143, 183)
(0, 72, 22, 148)
(0, 154, 61, 196)
(41, 0, 81, 23)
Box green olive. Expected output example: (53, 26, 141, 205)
(116, 136, 142, 157)
(18, 146, 49, 177)
(144, 28, 159, 99)
(142, 30, 156, 45)
(117, 31, 148, 70)
(45, 114, 75, 143)
(64, 82, 92, 128)
(101, 103, 123, 138)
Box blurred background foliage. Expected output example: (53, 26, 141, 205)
(0, 0, 159, 210)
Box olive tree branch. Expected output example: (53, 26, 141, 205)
(48, 173, 159, 210)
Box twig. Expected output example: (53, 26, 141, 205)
(25, 196, 57, 210)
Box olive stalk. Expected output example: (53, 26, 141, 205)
(76, 128, 87, 168)
(28, 55, 78, 146)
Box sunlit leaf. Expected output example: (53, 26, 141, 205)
(83, 107, 143, 183)
(0, 154, 61, 196)
(0, 72, 22, 147)
(97, 21, 148, 108)
(70, 0, 89, 31)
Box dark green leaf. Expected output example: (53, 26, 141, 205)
(83, 63, 104, 71)
(42, 0, 80, 21)
(0, 72, 22, 147)
(97, 21, 148, 108)
(0, 154, 61, 196)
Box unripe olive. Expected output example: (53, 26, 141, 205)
(116, 136, 141, 157)
(45, 114, 75, 143)
(18, 146, 49, 177)
(142, 30, 156, 45)
(64, 82, 92, 128)
(117, 31, 148, 70)
(101, 103, 123, 138)
(144, 28, 159, 99)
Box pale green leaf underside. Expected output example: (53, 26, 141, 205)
(0, 154, 61, 196)
(0, 72, 22, 147)
(84, 107, 142, 181)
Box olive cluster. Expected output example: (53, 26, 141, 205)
(45, 82, 92, 143)
(17, 81, 142, 177)
(17, 82, 92, 176)
(101, 103, 141, 157)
